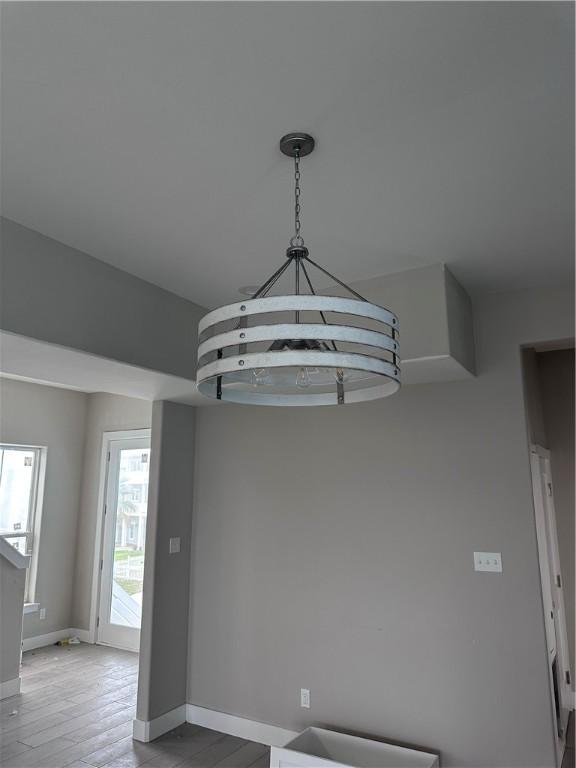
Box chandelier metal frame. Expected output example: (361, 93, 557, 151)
(196, 133, 400, 406)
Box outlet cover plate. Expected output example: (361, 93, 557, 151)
(474, 552, 502, 572)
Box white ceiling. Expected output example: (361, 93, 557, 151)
(1, 2, 573, 308)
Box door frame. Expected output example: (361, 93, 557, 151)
(88, 429, 151, 646)
(529, 443, 572, 766)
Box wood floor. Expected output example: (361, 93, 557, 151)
(0, 644, 269, 768)
(3, 643, 573, 768)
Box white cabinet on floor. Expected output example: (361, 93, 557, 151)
(270, 727, 439, 768)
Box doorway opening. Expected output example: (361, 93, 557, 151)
(95, 430, 151, 653)
(522, 346, 575, 768)
(1, 374, 152, 747)
(530, 445, 572, 753)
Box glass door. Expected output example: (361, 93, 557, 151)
(98, 433, 151, 651)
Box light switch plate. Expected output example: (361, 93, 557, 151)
(169, 537, 181, 554)
(300, 688, 311, 709)
(474, 552, 502, 572)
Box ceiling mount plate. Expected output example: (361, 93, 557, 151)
(280, 133, 315, 158)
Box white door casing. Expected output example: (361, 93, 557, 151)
(530, 444, 572, 767)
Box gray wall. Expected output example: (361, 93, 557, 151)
(137, 401, 195, 723)
(0, 557, 26, 684)
(72, 393, 152, 631)
(0, 378, 87, 639)
(332, 264, 475, 377)
(187, 286, 573, 768)
(0, 217, 205, 380)
(537, 349, 575, 677)
(345, 264, 453, 361)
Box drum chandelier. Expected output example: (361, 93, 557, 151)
(197, 133, 400, 406)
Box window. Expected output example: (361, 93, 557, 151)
(128, 519, 138, 541)
(128, 458, 138, 472)
(0, 445, 43, 601)
(125, 486, 141, 502)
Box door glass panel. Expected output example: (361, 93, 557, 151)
(110, 447, 150, 628)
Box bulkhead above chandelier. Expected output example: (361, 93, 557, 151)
(196, 133, 400, 406)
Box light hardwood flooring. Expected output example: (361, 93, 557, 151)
(1, 644, 269, 768)
(6, 642, 570, 768)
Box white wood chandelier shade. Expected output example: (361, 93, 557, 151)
(197, 293, 400, 406)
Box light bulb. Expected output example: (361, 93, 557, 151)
(296, 367, 311, 389)
(252, 368, 268, 387)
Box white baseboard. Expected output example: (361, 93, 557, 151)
(186, 704, 297, 748)
(22, 629, 75, 651)
(133, 704, 187, 743)
(22, 627, 92, 652)
(69, 628, 91, 643)
(0, 677, 21, 700)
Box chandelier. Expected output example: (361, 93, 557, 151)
(196, 133, 400, 406)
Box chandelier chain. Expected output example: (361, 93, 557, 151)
(290, 150, 304, 248)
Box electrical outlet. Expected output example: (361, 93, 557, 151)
(300, 688, 310, 709)
(39, 608, 46, 620)
(169, 537, 180, 554)
(474, 552, 502, 572)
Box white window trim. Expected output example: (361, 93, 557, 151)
(27, 448, 47, 605)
